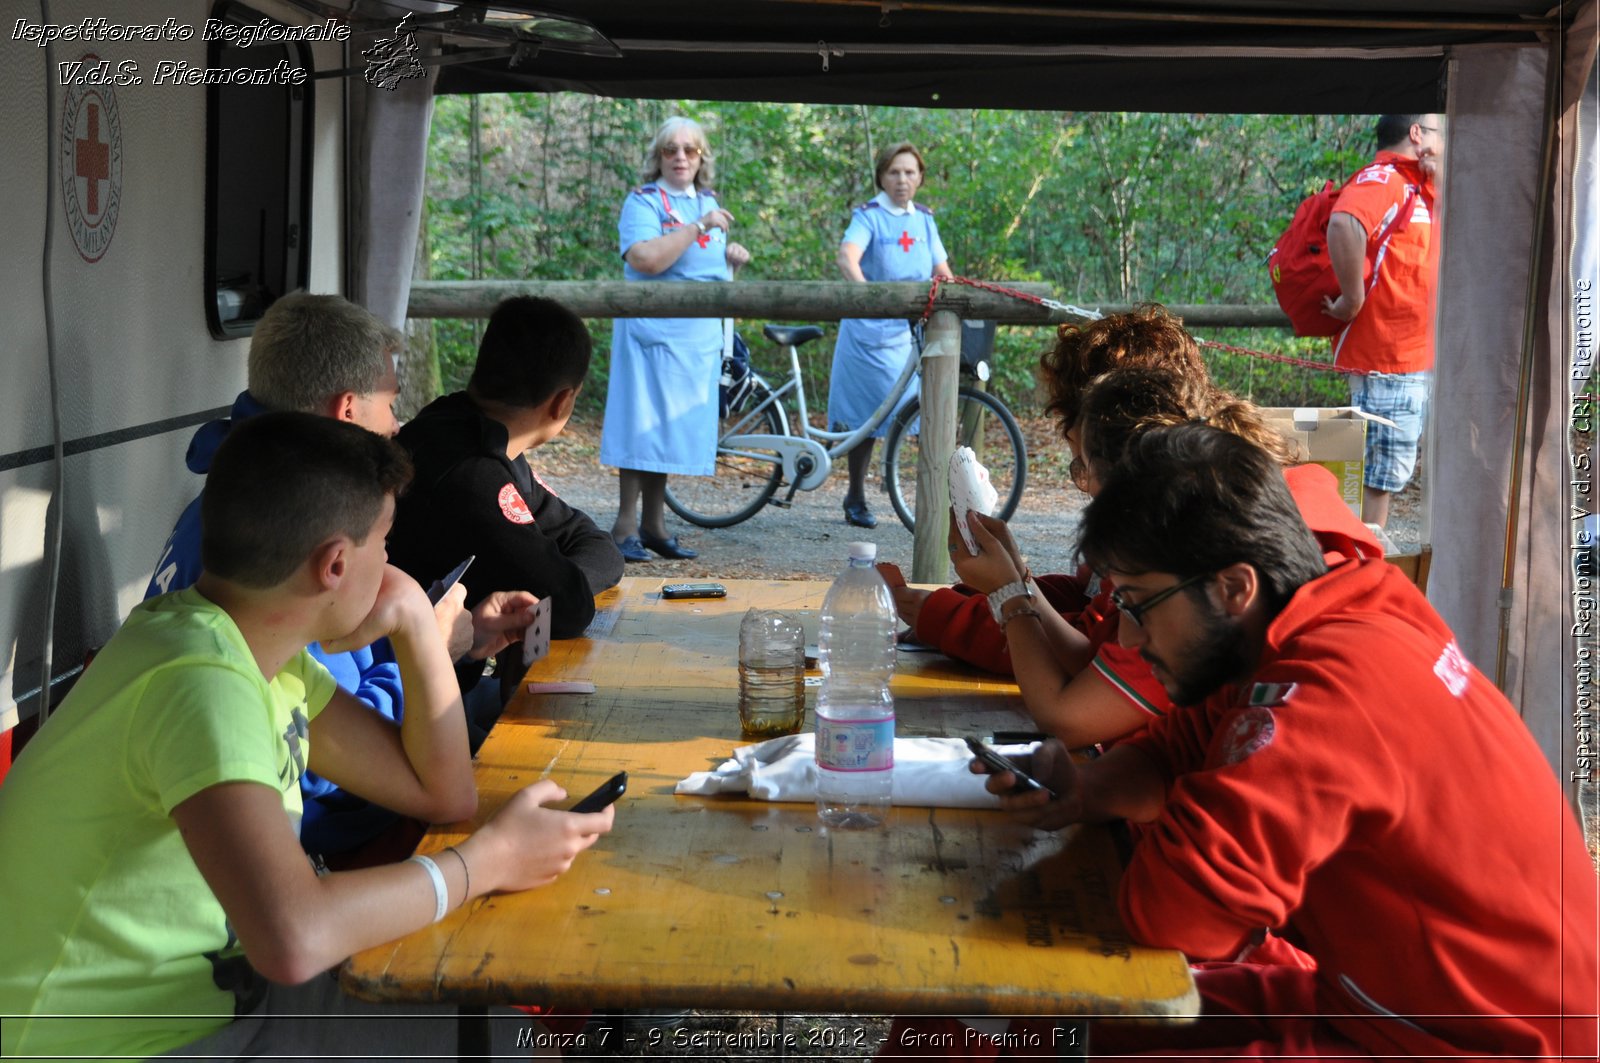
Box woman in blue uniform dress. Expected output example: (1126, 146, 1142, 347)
(827, 142, 954, 528)
(600, 117, 751, 561)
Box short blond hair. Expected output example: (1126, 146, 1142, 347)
(247, 292, 400, 413)
(640, 117, 715, 191)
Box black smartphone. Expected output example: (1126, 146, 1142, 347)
(568, 771, 627, 813)
(964, 737, 1058, 798)
(661, 582, 726, 600)
(425, 555, 475, 605)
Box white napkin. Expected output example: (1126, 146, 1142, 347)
(675, 734, 1033, 809)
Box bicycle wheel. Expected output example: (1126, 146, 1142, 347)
(884, 386, 1028, 533)
(665, 379, 788, 528)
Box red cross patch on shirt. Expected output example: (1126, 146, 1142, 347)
(897, 230, 916, 252)
(498, 483, 534, 525)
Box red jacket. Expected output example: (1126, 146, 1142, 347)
(1330, 151, 1439, 374)
(1119, 558, 1598, 1058)
(915, 466, 1383, 722)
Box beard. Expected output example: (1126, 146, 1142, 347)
(1142, 603, 1252, 707)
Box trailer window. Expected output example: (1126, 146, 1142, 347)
(205, 2, 313, 338)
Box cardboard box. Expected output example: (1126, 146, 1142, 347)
(1261, 407, 1391, 517)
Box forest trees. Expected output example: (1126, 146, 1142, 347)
(420, 97, 1371, 413)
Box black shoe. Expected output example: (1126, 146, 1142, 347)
(616, 535, 651, 563)
(843, 500, 878, 529)
(640, 532, 698, 560)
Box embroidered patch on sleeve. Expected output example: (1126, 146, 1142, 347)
(498, 483, 534, 525)
(1246, 681, 1298, 706)
(1432, 639, 1471, 697)
(1219, 706, 1277, 766)
(1355, 165, 1393, 185)
(532, 469, 559, 498)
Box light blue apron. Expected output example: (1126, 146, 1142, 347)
(826, 194, 948, 438)
(600, 184, 733, 474)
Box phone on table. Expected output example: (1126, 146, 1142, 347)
(964, 737, 1058, 798)
(568, 771, 628, 813)
(661, 582, 726, 600)
(426, 555, 475, 604)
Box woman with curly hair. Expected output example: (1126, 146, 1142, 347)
(889, 305, 1381, 749)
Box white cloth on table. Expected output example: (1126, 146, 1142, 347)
(675, 734, 1035, 809)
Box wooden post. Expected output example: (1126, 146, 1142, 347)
(912, 310, 961, 583)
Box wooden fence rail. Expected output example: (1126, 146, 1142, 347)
(405, 280, 1288, 579)
(408, 280, 1290, 328)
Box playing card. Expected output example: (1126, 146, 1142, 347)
(949, 446, 1000, 555)
(521, 596, 552, 668)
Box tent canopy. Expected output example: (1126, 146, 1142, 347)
(428, 0, 1560, 112)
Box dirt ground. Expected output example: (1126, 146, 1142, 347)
(534, 418, 1425, 583)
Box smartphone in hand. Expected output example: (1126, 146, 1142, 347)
(568, 771, 627, 813)
(964, 737, 1058, 798)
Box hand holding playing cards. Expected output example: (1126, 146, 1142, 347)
(433, 583, 474, 661)
(948, 510, 1026, 594)
(468, 590, 541, 661)
(948, 446, 1000, 555)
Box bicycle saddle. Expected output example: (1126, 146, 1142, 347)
(763, 325, 825, 347)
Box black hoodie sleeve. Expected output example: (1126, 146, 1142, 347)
(393, 452, 620, 639)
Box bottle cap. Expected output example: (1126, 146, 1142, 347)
(847, 541, 877, 561)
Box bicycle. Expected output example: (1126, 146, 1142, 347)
(665, 323, 1028, 530)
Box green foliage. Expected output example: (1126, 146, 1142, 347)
(421, 99, 1374, 415)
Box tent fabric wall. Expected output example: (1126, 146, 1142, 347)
(1554, 2, 1597, 832)
(1431, 43, 1549, 738)
(347, 38, 437, 331)
(1432, 3, 1598, 788)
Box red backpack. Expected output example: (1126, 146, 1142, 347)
(1267, 170, 1416, 337)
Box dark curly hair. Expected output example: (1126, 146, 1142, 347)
(1077, 365, 1298, 479)
(1039, 303, 1208, 439)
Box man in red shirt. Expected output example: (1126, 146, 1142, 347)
(1323, 113, 1443, 527)
(983, 423, 1597, 1060)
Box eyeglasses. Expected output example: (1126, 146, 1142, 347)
(1110, 571, 1213, 627)
(659, 143, 702, 159)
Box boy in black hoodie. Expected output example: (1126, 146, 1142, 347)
(390, 297, 624, 653)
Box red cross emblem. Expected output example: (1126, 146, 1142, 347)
(897, 230, 916, 252)
(60, 62, 122, 264)
(76, 102, 111, 218)
(696, 230, 711, 249)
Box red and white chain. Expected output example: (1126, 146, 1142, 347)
(921, 275, 1362, 376)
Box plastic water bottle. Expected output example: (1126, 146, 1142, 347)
(815, 541, 897, 828)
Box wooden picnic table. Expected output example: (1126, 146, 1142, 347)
(341, 577, 1196, 1020)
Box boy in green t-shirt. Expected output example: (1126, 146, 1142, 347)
(0, 413, 615, 1061)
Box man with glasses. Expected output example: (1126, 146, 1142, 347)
(1321, 113, 1444, 527)
(977, 423, 1595, 1060)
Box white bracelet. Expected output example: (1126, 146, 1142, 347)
(409, 854, 449, 923)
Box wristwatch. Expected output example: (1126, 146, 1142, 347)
(692, 220, 708, 236)
(986, 580, 1035, 625)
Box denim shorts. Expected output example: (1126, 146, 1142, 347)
(1348, 370, 1430, 493)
